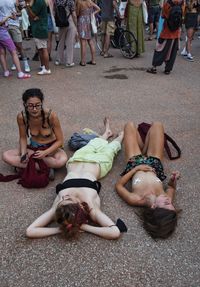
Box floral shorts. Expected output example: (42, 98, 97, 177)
(121, 154, 166, 181)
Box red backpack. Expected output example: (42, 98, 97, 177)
(0, 154, 50, 188)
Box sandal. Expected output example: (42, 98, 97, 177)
(18, 73, 31, 79)
(79, 62, 86, 66)
(146, 67, 157, 74)
(104, 54, 113, 58)
(164, 70, 170, 75)
(87, 61, 96, 65)
(100, 51, 104, 56)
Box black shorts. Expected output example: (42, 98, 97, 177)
(185, 13, 198, 29)
(148, 5, 161, 24)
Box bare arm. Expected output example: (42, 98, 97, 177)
(80, 208, 120, 239)
(165, 171, 180, 201)
(113, 0, 121, 18)
(26, 207, 62, 238)
(116, 165, 154, 205)
(90, 0, 101, 15)
(17, 113, 28, 161)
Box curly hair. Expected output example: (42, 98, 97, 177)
(55, 202, 90, 238)
(142, 207, 177, 239)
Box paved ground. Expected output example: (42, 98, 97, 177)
(0, 35, 200, 287)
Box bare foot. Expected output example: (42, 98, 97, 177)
(114, 131, 124, 142)
(103, 117, 113, 138)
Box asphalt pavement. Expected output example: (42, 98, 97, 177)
(0, 34, 200, 287)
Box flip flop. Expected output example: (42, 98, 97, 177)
(146, 67, 157, 74)
(104, 54, 113, 58)
(79, 62, 86, 66)
(86, 61, 96, 65)
(18, 73, 31, 79)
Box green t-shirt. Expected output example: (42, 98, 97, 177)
(31, 0, 48, 39)
(150, 0, 160, 6)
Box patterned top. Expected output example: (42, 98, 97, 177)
(55, 0, 75, 11)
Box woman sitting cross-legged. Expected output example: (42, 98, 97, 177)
(26, 118, 127, 239)
(2, 88, 68, 179)
(116, 121, 180, 239)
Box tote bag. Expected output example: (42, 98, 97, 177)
(91, 13, 97, 34)
(142, 1, 148, 24)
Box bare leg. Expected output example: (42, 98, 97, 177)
(103, 34, 111, 56)
(88, 39, 96, 63)
(2, 148, 67, 169)
(186, 28, 195, 55)
(100, 117, 113, 140)
(146, 122, 164, 160)
(48, 32, 53, 56)
(42, 149, 68, 168)
(80, 39, 87, 64)
(123, 122, 143, 162)
(0, 48, 8, 73)
(11, 50, 23, 73)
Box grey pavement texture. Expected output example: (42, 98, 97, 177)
(0, 36, 200, 287)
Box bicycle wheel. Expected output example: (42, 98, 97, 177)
(119, 30, 137, 59)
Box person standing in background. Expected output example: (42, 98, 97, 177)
(26, 0, 51, 75)
(0, 0, 31, 73)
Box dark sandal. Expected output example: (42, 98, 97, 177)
(147, 67, 157, 74)
(79, 62, 86, 66)
(87, 61, 96, 65)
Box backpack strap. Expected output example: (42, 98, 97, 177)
(137, 122, 181, 160)
(46, 109, 52, 127)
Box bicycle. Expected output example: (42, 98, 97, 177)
(111, 18, 138, 59)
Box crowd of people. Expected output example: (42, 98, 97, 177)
(0, 0, 199, 78)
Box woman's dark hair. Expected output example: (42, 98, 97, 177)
(22, 89, 46, 136)
(22, 88, 44, 103)
(55, 202, 90, 238)
(142, 207, 177, 239)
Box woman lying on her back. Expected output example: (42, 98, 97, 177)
(116, 121, 180, 239)
(26, 118, 127, 239)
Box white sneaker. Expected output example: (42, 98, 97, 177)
(37, 69, 51, 75)
(54, 60, 60, 66)
(181, 49, 187, 56)
(65, 62, 75, 68)
(186, 54, 194, 62)
(11, 64, 16, 71)
(24, 62, 31, 73)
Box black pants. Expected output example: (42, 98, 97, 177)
(152, 38, 179, 72)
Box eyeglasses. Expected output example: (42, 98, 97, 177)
(26, 103, 42, 110)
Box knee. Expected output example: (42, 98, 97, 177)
(152, 121, 164, 131)
(124, 121, 137, 131)
(2, 150, 10, 164)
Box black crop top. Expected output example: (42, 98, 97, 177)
(56, 178, 102, 195)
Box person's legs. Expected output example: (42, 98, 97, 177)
(48, 31, 53, 59)
(88, 39, 96, 63)
(42, 149, 68, 168)
(65, 18, 76, 65)
(123, 122, 143, 162)
(186, 28, 195, 56)
(0, 48, 9, 75)
(80, 39, 87, 65)
(100, 117, 113, 140)
(57, 27, 67, 63)
(146, 122, 164, 160)
(2, 148, 34, 168)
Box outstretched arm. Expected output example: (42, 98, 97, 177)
(26, 207, 61, 238)
(80, 209, 120, 240)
